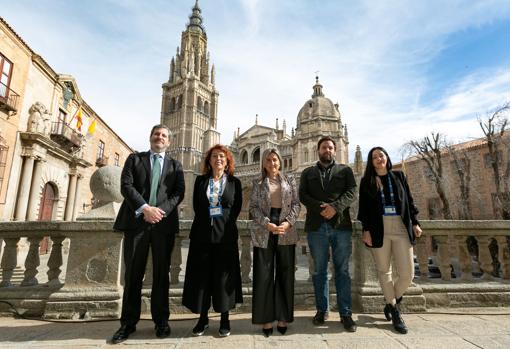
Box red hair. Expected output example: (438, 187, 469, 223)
(202, 144, 235, 176)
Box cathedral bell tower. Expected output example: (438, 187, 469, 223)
(161, 0, 220, 217)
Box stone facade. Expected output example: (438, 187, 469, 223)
(160, 1, 220, 218)
(0, 17, 32, 217)
(394, 135, 510, 220)
(0, 17, 132, 223)
(230, 77, 351, 218)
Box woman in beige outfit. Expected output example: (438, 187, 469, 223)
(357, 147, 422, 334)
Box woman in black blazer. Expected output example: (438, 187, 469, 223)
(357, 146, 422, 334)
(182, 144, 243, 337)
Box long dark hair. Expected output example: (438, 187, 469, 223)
(362, 146, 393, 191)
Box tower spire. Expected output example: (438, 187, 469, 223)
(187, 0, 205, 34)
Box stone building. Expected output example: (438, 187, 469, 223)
(0, 16, 132, 223)
(160, 1, 220, 217)
(230, 77, 352, 218)
(394, 135, 510, 220)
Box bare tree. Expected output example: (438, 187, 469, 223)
(448, 145, 472, 220)
(479, 102, 510, 219)
(406, 132, 453, 219)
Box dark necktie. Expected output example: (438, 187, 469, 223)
(149, 154, 161, 206)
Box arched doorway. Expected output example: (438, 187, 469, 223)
(38, 182, 57, 254)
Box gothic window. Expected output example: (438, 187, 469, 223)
(178, 94, 183, 109)
(114, 152, 120, 166)
(304, 149, 309, 163)
(204, 101, 209, 116)
(289, 158, 292, 169)
(252, 147, 260, 163)
(0, 136, 8, 194)
(197, 96, 203, 112)
(170, 97, 176, 112)
(0, 53, 13, 98)
(240, 150, 248, 164)
(284, 159, 288, 169)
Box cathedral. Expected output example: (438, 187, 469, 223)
(160, 1, 362, 218)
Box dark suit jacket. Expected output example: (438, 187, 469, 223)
(357, 170, 419, 248)
(189, 174, 242, 244)
(299, 163, 357, 231)
(113, 151, 185, 234)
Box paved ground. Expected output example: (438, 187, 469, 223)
(0, 309, 510, 348)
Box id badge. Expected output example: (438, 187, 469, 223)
(209, 205, 223, 218)
(384, 206, 397, 216)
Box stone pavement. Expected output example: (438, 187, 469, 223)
(0, 309, 510, 349)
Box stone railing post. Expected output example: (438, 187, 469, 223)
(21, 236, 42, 286)
(477, 236, 494, 280)
(435, 235, 452, 281)
(0, 237, 20, 287)
(495, 236, 510, 279)
(47, 236, 65, 286)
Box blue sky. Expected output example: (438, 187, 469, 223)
(3, 0, 510, 161)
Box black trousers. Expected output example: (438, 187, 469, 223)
(120, 225, 175, 327)
(252, 208, 296, 324)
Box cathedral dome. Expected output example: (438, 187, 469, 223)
(296, 77, 340, 128)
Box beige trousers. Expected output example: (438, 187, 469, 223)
(371, 216, 414, 305)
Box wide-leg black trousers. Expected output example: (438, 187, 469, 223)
(252, 233, 296, 324)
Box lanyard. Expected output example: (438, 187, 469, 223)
(209, 175, 224, 207)
(379, 175, 396, 207)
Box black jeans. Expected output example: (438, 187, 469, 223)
(252, 208, 296, 324)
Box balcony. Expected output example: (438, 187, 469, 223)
(0, 82, 20, 114)
(50, 121, 82, 151)
(95, 155, 108, 167)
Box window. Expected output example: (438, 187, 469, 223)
(178, 94, 183, 109)
(252, 147, 260, 163)
(427, 197, 441, 219)
(97, 140, 105, 160)
(304, 149, 309, 163)
(204, 101, 209, 115)
(170, 97, 176, 112)
(484, 151, 502, 168)
(114, 152, 120, 166)
(197, 96, 203, 112)
(240, 150, 248, 164)
(0, 53, 13, 98)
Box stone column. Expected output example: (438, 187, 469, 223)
(71, 174, 82, 221)
(14, 156, 35, 221)
(64, 170, 77, 221)
(26, 158, 44, 221)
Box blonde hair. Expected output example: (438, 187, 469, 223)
(260, 148, 283, 179)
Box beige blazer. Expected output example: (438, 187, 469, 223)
(249, 174, 301, 248)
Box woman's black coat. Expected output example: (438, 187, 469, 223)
(189, 174, 243, 244)
(357, 170, 420, 248)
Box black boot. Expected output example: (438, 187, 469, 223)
(390, 304, 408, 334)
(384, 304, 392, 321)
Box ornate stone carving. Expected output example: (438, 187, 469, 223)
(28, 102, 51, 135)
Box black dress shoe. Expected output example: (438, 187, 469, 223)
(262, 327, 273, 337)
(155, 323, 171, 338)
(276, 325, 287, 335)
(340, 315, 357, 332)
(219, 320, 231, 337)
(312, 311, 328, 325)
(390, 304, 408, 334)
(192, 320, 209, 336)
(110, 325, 136, 344)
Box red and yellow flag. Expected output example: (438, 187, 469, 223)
(73, 107, 83, 131)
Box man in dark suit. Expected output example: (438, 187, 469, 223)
(110, 124, 185, 344)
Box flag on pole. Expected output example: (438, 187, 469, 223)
(72, 107, 84, 131)
(87, 119, 97, 136)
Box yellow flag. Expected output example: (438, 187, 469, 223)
(87, 119, 97, 136)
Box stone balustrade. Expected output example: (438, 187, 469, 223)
(0, 219, 509, 319)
